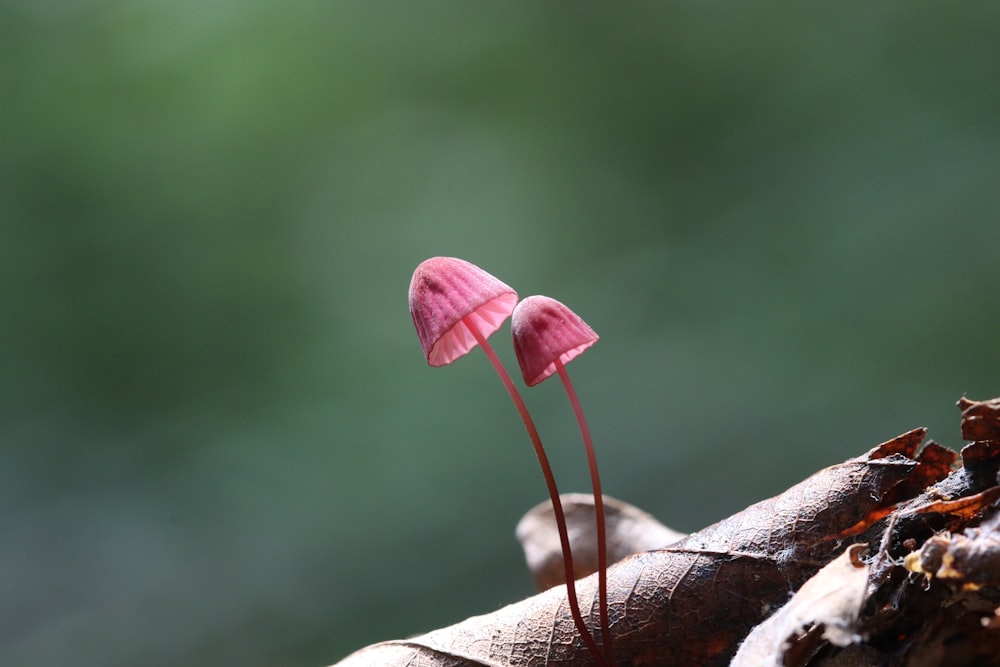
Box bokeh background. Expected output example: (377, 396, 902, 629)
(3, 2, 999, 666)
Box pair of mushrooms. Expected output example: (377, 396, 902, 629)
(409, 257, 616, 667)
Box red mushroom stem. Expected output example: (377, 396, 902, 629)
(509, 294, 616, 666)
(465, 316, 608, 667)
(556, 360, 615, 667)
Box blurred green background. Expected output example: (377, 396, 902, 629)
(2, 2, 998, 666)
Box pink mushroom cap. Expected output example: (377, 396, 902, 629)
(511, 295, 599, 386)
(409, 257, 519, 367)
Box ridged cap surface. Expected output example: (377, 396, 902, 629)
(512, 295, 598, 386)
(409, 257, 518, 366)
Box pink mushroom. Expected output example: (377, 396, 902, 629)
(511, 295, 616, 667)
(408, 258, 607, 667)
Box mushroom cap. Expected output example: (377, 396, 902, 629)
(511, 295, 599, 386)
(409, 257, 518, 367)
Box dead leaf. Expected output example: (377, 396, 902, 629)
(958, 397, 1000, 441)
(516, 493, 686, 591)
(333, 431, 927, 667)
(898, 441, 959, 497)
(730, 544, 870, 667)
(898, 486, 1000, 524)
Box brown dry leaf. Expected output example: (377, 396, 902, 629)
(958, 397, 1000, 441)
(895, 441, 959, 498)
(730, 544, 870, 667)
(898, 485, 1000, 524)
(516, 493, 686, 591)
(333, 430, 937, 667)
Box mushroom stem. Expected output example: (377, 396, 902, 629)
(464, 316, 608, 667)
(556, 360, 616, 667)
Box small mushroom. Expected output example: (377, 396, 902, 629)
(409, 256, 519, 367)
(512, 294, 616, 667)
(511, 295, 600, 387)
(408, 258, 608, 667)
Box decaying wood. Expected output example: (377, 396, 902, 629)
(331, 398, 1000, 667)
(730, 399, 1000, 667)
